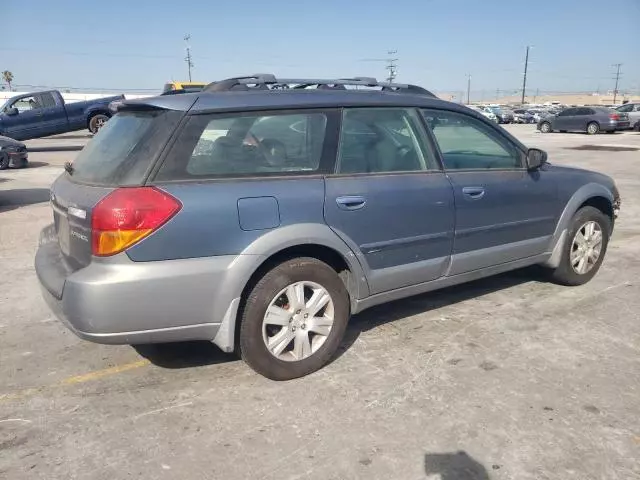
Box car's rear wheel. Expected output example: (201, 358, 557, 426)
(634, 121, 640, 132)
(88, 113, 109, 134)
(586, 122, 600, 135)
(548, 206, 610, 286)
(539, 122, 552, 133)
(239, 257, 350, 380)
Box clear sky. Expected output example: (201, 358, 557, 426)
(2, 0, 639, 98)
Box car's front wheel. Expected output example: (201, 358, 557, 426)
(548, 206, 611, 286)
(239, 257, 350, 380)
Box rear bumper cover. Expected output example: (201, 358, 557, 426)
(35, 225, 244, 345)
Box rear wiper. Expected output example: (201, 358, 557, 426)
(64, 162, 74, 175)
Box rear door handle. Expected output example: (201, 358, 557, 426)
(462, 186, 485, 200)
(336, 195, 366, 210)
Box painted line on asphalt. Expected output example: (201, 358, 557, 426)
(0, 359, 151, 403)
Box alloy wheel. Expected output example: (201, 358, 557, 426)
(570, 221, 603, 274)
(262, 281, 335, 362)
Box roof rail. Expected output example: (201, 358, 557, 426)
(203, 74, 436, 97)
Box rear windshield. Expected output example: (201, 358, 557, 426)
(69, 110, 181, 186)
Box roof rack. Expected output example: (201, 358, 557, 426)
(203, 74, 435, 97)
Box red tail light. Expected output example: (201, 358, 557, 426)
(609, 113, 620, 120)
(92, 187, 181, 256)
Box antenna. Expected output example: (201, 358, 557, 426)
(184, 34, 194, 82)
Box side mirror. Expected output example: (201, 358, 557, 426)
(527, 148, 547, 170)
(4, 107, 19, 116)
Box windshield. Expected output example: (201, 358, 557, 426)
(70, 110, 181, 185)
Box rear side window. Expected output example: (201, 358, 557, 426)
(155, 111, 328, 180)
(39, 92, 57, 108)
(336, 108, 436, 174)
(70, 110, 181, 186)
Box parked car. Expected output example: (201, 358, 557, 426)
(469, 105, 498, 123)
(513, 109, 536, 124)
(35, 74, 620, 380)
(615, 103, 640, 131)
(0, 135, 28, 169)
(162, 82, 206, 94)
(0, 90, 124, 140)
(538, 107, 630, 134)
(487, 106, 514, 124)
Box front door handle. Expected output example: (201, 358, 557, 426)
(462, 186, 485, 200)
(336, 195, 366, 210)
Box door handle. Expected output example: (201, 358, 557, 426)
(462, 186, 485, 200)
(336, 195, 366, 210)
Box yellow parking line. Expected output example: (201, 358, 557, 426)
(0, 359, 151, 403)
(62, 359, 150, 385)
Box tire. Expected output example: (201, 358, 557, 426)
(539, 122, 552, 133)
(586, 122, 600, 135)
(548, 206, 611, 286)
(88, 113, 109, 134)
(239, 257, 350, 380)
(0, 152, 9, 170)
(634, 121, 640, 132)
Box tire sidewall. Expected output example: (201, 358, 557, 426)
(0, 152, 9, 170)
(89, 114, 109, 134)
(556, 207, 610, 285)
(587, 122, 599, 135)
(240, 258, 350, 380)
(540, 122, 551, 133)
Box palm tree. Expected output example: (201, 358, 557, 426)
(2, 71, 14, 91)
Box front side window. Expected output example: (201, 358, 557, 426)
(11, 95, 41, 113)
(156, 111, 328, 180)
(421, 109, 522, 170)
(558, 108, 575, 116)
(336, 107, 435, 174)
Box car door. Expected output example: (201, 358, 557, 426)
(2, 94, 47, 140)
(422, 108, 559, 276)
(553, 108, 577, 131)
(324, 107, 455, 295)
(575, 107, 594, 131)
(37, 92, 68, 136)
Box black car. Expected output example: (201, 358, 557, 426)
(537, 106, 630, 135)
(0, 135, 28, 169)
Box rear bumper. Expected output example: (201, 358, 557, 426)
(35, 225, 244, 345)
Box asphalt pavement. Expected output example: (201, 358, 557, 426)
(1, 126, 639, 480)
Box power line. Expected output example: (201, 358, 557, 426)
(184, 34, 194, 82)
(612, 63, 622, 104)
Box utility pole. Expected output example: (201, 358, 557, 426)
(184, 34, 194, 82)
(385, 50, 398, 83)
(612, 63, 622, 104)
(533, 88, 539, 103)
(521, 45, 530, 105)
(466, 74, 471, 104)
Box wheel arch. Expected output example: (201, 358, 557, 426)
(543, 184, 614, 268)
(85, 109, 111, 129)
(212, 224, 369, 353)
